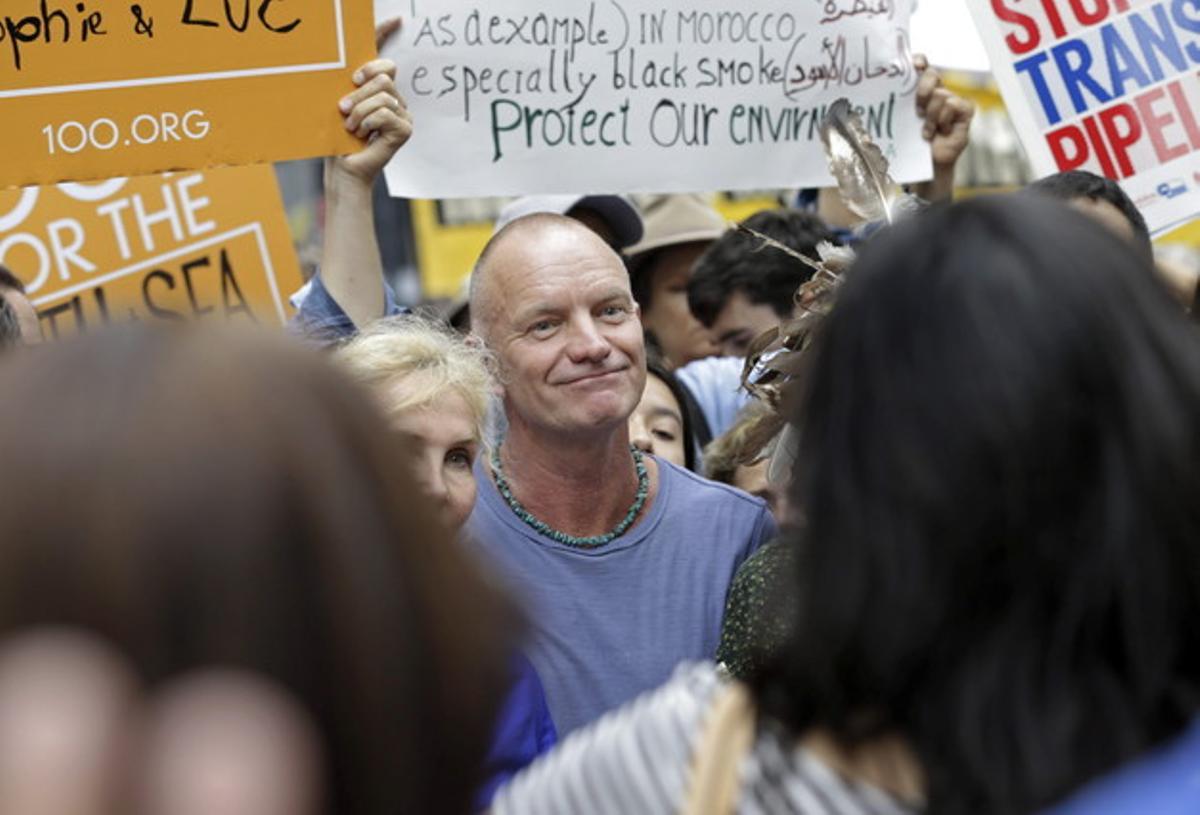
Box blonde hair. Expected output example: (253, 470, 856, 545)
(335, 315, 495, 440)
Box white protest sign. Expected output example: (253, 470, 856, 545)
(968, 1, 1200, 235)
(382, 0, 931, 197)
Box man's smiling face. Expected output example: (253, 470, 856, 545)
(476, 217, 646, 437)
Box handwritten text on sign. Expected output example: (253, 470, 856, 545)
(382, 0, 930, 197)
(0, 165, 302, 339)
(968, 0, 1200, 235)
(0, 0, 373, 188)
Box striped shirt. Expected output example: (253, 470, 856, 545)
(493, 662, 917, 815)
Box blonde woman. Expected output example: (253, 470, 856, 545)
(337, 315, 494, 534)
(337, 315, 557, 810)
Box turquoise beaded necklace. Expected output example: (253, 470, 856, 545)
(490, 444, 649, 549)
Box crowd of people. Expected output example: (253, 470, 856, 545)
(1, 18, 1200, 815)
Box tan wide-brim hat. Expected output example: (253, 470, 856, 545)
(623, 194, 727, 265)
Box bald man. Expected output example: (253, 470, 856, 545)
(466, 214, 774, 735)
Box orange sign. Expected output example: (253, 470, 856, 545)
(0, 0, 371, 187)
(0, 164, 303, 339)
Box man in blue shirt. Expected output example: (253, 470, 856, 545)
(297, 23, 773, 740)
(466, 215, 774, 734)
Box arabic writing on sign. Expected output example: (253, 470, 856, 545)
(819, 0, 895, 25)
(786, 30, 915, 98)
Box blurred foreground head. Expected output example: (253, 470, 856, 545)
(0, 326, 513, 815)
(762, 196, 1200, 814)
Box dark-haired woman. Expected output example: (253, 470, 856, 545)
(628, 356, 699, 471)
(0, 326, 515, 814)
(492, 195, 1200, 815)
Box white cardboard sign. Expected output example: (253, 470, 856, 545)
(382, 0, 931, 197)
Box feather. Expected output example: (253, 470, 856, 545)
(819, 98, 902, 224)
(731, 411, 786, 468)
(816, 241, 857, 274)
(767, 423, 800, 487)
(764, 349, 813, 378)
(743, 325, 780, 369)
(740, 327, 782, 402)
(729, 212, 861, 472)
(734, 223, 828, 276)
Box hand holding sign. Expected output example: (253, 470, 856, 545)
(913, 55, 975, 169)
(333, 20, 414, 186)
(910, 54, 975, 204)
(322, 20, 415, 329)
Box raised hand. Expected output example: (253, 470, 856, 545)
(333, 19, 412, 185)
(913, 54, 975, 171)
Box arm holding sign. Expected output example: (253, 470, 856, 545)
(910, 56, 975, 206)
(320, 28, 413, 331)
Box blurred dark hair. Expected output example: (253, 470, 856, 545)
(1028, 170, 1152, 260)
(628, 249, 659, 311)
(688, 209, 837, 328)
(0, 326, 515, 815)
(754, 196, 1200, 815)
(0, 265, 25, 294)
(0, 296, 20, 351)
(645, 350, 697, 471)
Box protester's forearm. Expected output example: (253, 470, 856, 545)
(320, 159, 385, 329)
(913, 162, 956, 205)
